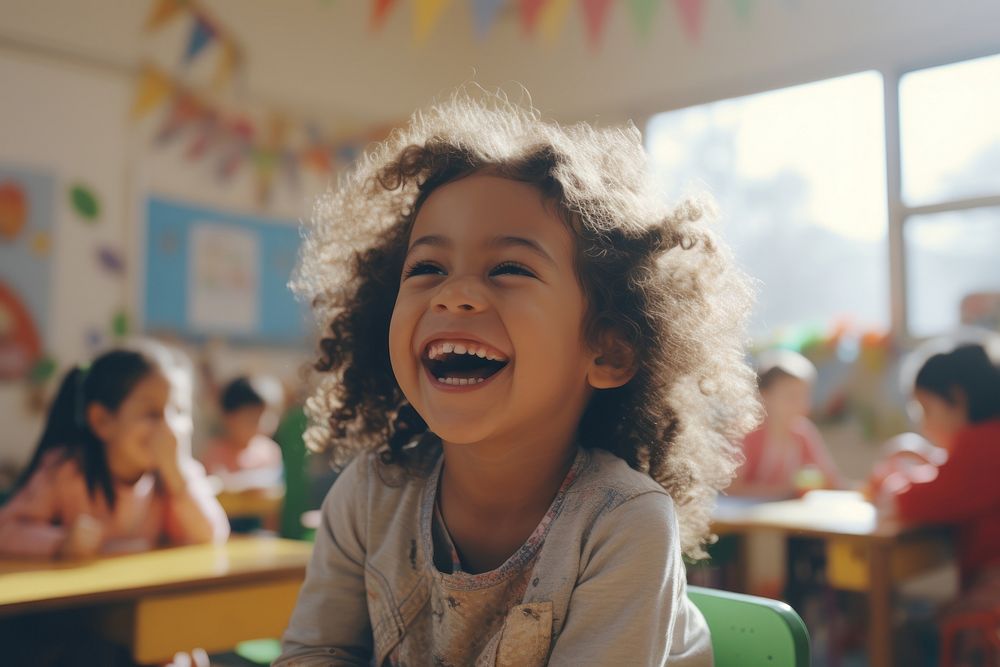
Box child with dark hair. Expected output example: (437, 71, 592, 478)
(729, 349, 841, 498)
(871, 341, 1000, 586)
(276, 90, 761, 666)
(201, 375, 283, 487)
(0, 341, 228, 559)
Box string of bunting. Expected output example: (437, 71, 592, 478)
(369, 0, 768, 48)
(144, 0, 243, 89)
(132, 63, 388, 206)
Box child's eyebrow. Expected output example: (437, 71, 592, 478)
(488, 235, 556, 265)
(406, 234, 555, 265)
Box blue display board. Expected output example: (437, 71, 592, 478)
(144, 196, 306, 345)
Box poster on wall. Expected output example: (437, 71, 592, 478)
(144, 196, 306, 345)
(0, 164, 54, 380)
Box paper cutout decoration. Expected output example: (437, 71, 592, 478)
(581, 0, 614, 49)
(70, 185, 100, 221)
(185, 15, 217, 63)
(31, 231, 50, 257)
(731, 0, 753, 20)
(97, 245, 126, 276)
(145, 0, 186, 31)
(539, 0, 573, 42)
(132, 66, 174, 119)
(0, 181, 27, 242)
(414, 0, 452, 42)
(0, 280, 42, 381)
(473, 0, 505, 38)
(112, 310, 130, 338)
(519, 0, 546, 34)
(28, 354, 56, 384)
(674, 0, 704, 41)
(371, 0, 398, 30)
(629, 0, 661, 37)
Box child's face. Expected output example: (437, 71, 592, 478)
(389, 174, 599, 448)
(223, 405, 267, 447)
(761, 376, 812, 426)
(97, 371, 172, 482)
(913, 388, 968, 449)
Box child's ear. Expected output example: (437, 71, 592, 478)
(587, 332, 637, 390)
(86, 403, 115, 441)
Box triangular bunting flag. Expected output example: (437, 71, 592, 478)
(184, 14, 216, 63)
(674, 0, 703, 42)
(472, 0, 505, 38)
(519, 0, 547, 35)
(131, 66, 174, 119)
(580, 0, 614, 50)
(212, 41, 240, 89)
(145, 0, 185, 31)
(628, 0, 660, 38)
(371, 0, 398, 31)
(414, 0, 452, 43)
(539, 0, 572, 43)
(730, 0, 753, 20)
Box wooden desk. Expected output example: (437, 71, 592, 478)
(0, 537, 313, 664)
(713, 491, 952, 667)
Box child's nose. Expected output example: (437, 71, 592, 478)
(432, 275, 487, 313)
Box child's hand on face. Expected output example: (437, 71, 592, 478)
(58, 513, 102, 559)
(151, 419, 189, 494)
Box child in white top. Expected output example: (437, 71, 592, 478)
(278, 90, 760, 666)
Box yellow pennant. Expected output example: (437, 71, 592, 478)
(540, 0, 573, 43)
(131, 66, 173, 119)
(414, 0, 452, 43)
(145, 0, 186, 31)
(212, 40, 240, 90)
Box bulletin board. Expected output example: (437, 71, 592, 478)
(143, 196, 306, 345)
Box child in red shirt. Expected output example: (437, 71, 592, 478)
(870, 340, 1000, 664)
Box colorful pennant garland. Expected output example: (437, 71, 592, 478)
(350, 0, 771, 47)
(144, 0, 243, 89)
(133, 64, 385, 206)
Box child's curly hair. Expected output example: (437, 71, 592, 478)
(293, 89, 760, 558)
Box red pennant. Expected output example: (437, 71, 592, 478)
(371, 0, 398, 31)
(580, 0, 613, 49)
(674, 0, 703, 42)
(519, 0, 547, 34)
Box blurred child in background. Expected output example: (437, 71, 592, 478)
(729, 349, 841, 498)
(0, 341, 228, 559)
(201, 375, 284, 492)
(869, 341, 1000, 610)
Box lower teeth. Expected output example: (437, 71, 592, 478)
(437, 377, 485, 386)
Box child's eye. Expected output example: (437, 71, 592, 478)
(490, 261, 536, 278)
(403, 261, 445, 279)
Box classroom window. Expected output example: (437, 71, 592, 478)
(905, 207, 1000, 337)
(898, 52, 1000, 337)
(899, 53, 1000, 206)
(645, 71, 887, 340)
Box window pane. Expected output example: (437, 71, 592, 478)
(905, 207, 1000, 337)
(900, 52, 1000, 205)
(646, 71, 887, 340)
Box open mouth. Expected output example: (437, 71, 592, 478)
(422, 340, 510, 386)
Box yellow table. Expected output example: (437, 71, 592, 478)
(712, 491, 953, 667)
(0, 537, 313, 664)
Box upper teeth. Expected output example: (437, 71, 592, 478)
(427, 341, 506, 361)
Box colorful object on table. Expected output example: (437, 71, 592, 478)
(69, 184, 99, 221)
(0, 181, 27, 242)
(0, 281, 42, 381)
(112, 309, 130, 338)
(97, 245, 126, 276)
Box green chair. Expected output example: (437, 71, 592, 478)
(688, 586, 810, 667)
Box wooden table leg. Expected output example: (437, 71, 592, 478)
(868, 542, 893, 667)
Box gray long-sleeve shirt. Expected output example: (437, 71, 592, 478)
(277, 447, 712, 666)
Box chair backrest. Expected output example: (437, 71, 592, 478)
(688, 586, 810, 667)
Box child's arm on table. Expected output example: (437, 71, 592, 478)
(275, 457, 372, 667)
(0, 458, 101, 559)
(547, 492, 709, 666)
(154, 423, 230, 545)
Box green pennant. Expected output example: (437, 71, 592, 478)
(629, 0, 660, 38)
(731, 0, 753, 21)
